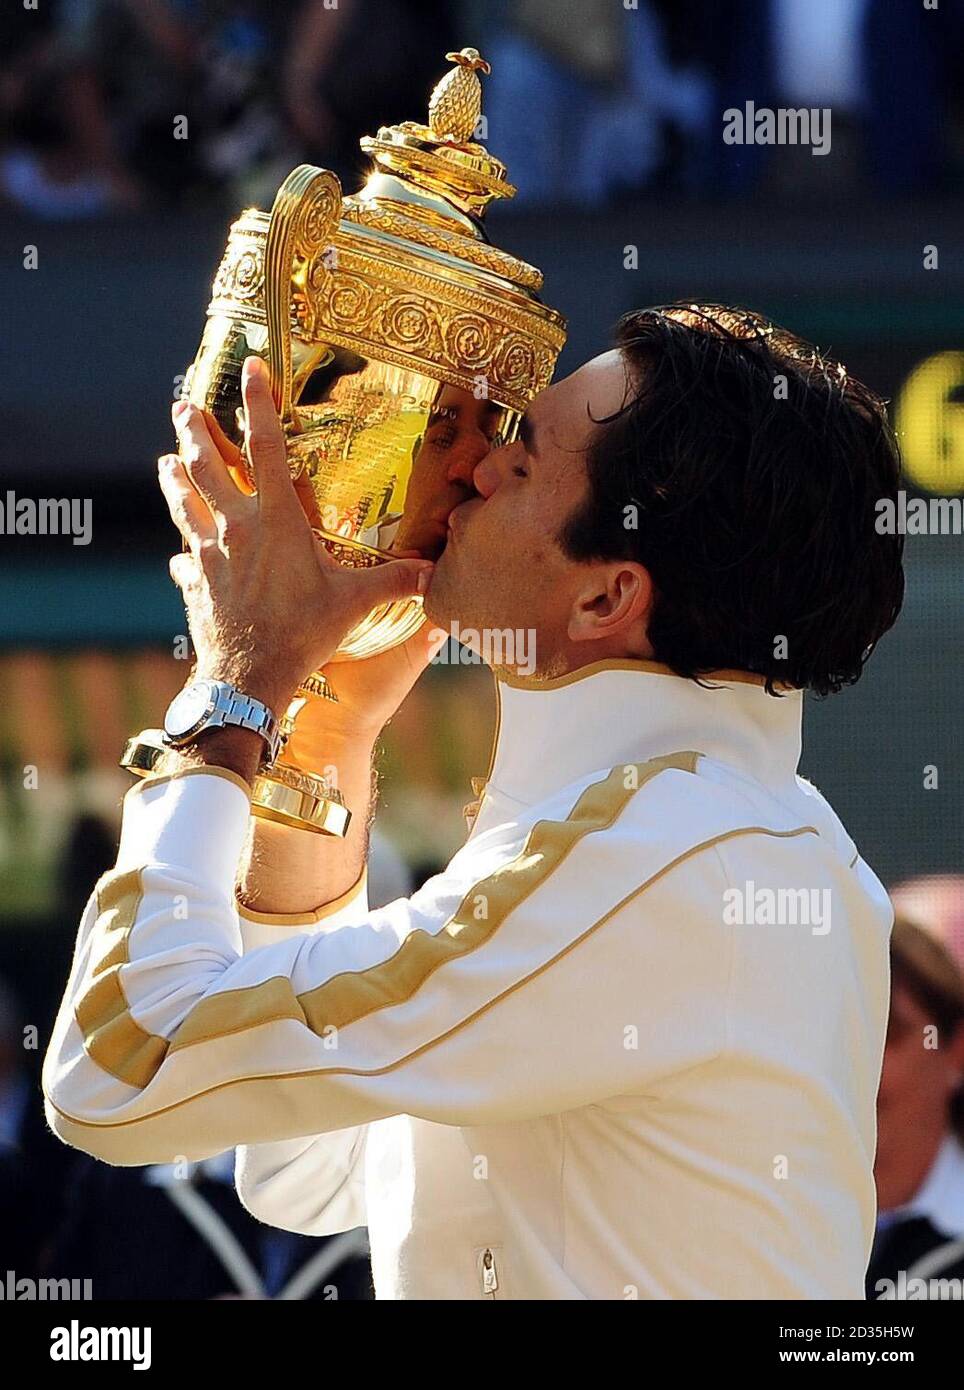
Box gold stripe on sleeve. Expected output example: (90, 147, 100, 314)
(170, 753, 702, 1053)
(51, 819, 823, 1151)
(74, 869, 169, 1090)
(74, 752, 703, 1087)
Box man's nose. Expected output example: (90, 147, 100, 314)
(472, 444, 513, 499)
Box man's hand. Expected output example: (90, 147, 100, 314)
(159, 356, 434, 736)
(280, 620, 449, 774)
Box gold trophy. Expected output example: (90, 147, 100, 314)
(122, 49, 567, 833)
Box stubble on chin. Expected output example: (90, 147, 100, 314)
(422, 551, 488, 638)
(422, 552, 456, 630)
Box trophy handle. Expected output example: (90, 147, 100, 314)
(263, 164, 342, 427)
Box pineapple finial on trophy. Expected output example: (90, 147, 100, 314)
(428, 47, 493, 144)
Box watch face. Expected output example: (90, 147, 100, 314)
(164, 681, 216, 742)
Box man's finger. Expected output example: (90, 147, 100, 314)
(241, 356, 295, 514)
(158, 454, 216, 549)
(330, 559, 434, 629)
(173, 402, 248, 522)
(168, 550, 199, 591)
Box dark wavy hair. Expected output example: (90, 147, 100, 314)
(559, 303, 905, 696)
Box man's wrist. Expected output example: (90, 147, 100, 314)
(161, 726, 264, 787)
(195, 664, 295, 726)
(164, 673, 290, 776)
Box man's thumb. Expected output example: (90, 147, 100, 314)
(336, 558, 434, 623)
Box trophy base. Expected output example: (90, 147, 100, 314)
(250, 759, 350, 837)
(119, 728, 350, 838)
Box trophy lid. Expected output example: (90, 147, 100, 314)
(345, 48, 548, 298)
(359, 48, 516, 218)
(280, 46, 567, 411)
(204, 50, 566, 415)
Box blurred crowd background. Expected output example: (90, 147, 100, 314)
(1, 0, 964, 1299)
(2, 0, 963, 216)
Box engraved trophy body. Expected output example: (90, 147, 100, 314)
(123, 50, 567, 832)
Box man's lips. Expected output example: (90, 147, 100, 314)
(446, 498, 479, 540)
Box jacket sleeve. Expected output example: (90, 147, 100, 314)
(43, 762, 736, 1169)
(234, 877, 371, 1237)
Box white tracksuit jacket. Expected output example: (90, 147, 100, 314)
(43, 660, 893, 1299)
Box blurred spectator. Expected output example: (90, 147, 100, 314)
(51, 0, 286, 211)
(692, 0, 861, 196)
(46, 1150, 373, 1299)
(0, 0, 457, 219)
(868, 918, 964, 1298)
(701, 0, 964, 197)
(481, 0, 711, 206)
(0, 975, 76, 1276)
(861, 0, 964, 196)
(278, 0, 457, 192)
(3, 0, 961, 216)
(891, 875, 964, 975)
(0, 0, 196, 218)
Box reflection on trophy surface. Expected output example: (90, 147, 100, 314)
(294, 379, 505, 563)
(122, 47, 566, 833)
(291, 374, 508, 590)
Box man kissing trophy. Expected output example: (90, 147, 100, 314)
(121, 48, 566, 835)
(46, 43, 905, 1301)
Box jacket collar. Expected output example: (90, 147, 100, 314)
(898, 1135, 964, 1241)
(483, 658, 804, 808)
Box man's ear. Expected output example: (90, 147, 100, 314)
(567, 562, 654, 646)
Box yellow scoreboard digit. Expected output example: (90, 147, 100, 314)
(894, 351, 964, 496)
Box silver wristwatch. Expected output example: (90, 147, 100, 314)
(163, 679, 283, 766)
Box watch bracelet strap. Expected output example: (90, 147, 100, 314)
(217, 686, 282, 764)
